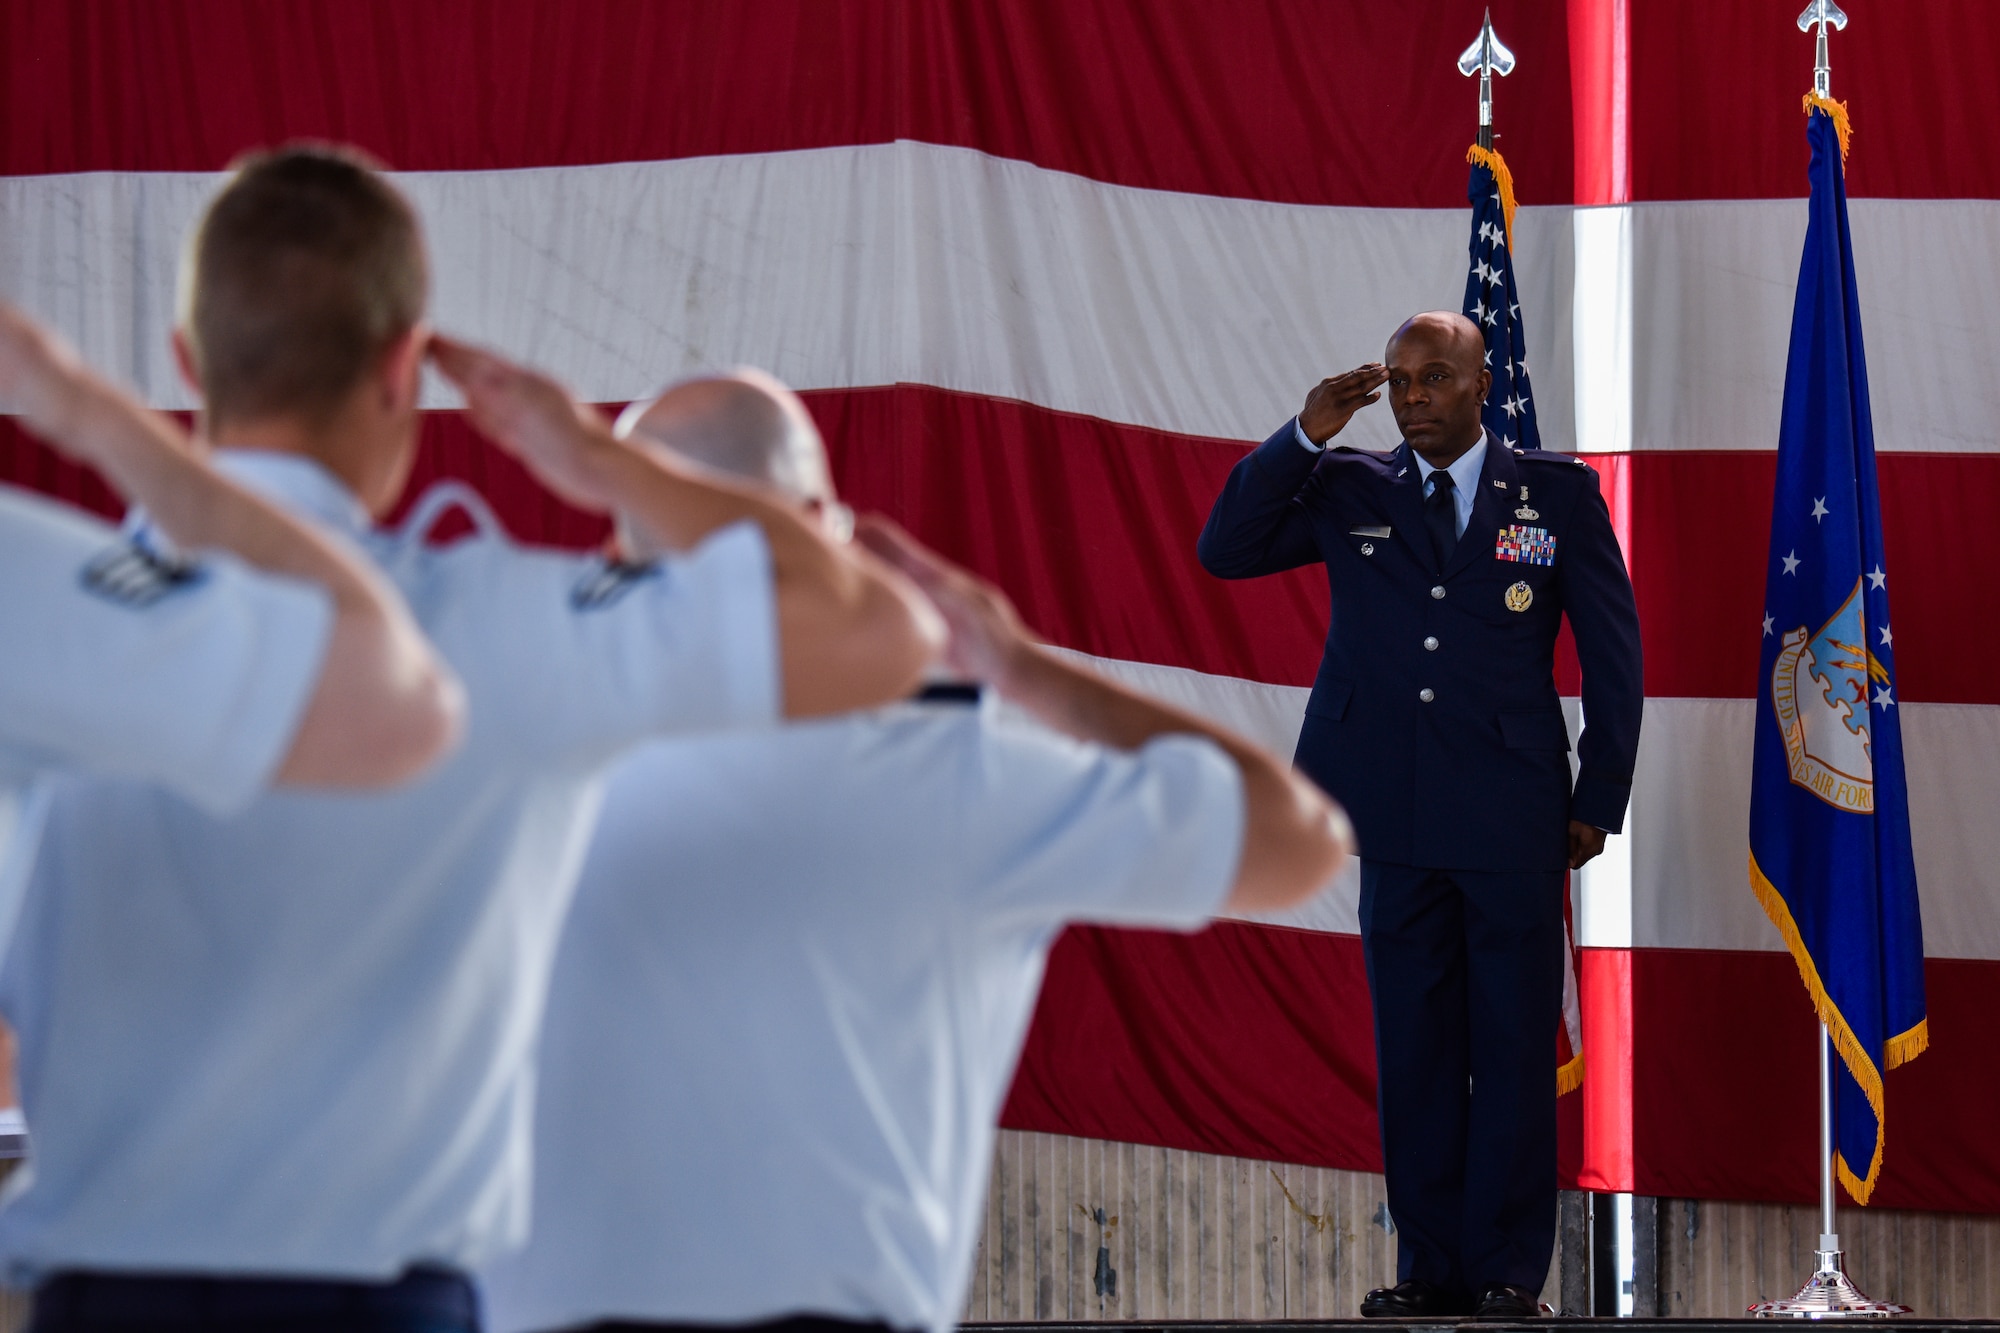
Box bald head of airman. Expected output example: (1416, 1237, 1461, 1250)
(614, 369, 843, 553)
(1384, 311, 1491, 467)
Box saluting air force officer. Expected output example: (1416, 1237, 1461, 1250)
(1198, 312, 1641, 1320)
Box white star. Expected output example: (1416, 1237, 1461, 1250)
(1516, 392, 1530, 412)
(1483, 348, 1492, 366)
(1763, 613, 1775, 637)
(1516, 356, 1532, 379)
(1874, 685, 1895, 710)
(1811, 496, 1829, 522)
(1492, 191, 1503, 207)
(1879, 623, 1893, 647)
(1501, 395, 1520, 419)
(1782, 550, 1801, 575)
(1471, 297, 1488, 323)
(1477, 222, 1496, 246)
(1510, 301, 1521, 319)
(1501, 434, 1516, 448)
(1481, 305, 1499, 327)
(1489, 230, 1506, 251)
(1868, 566, 1887, 589)
(1472, 259, 1494, 285)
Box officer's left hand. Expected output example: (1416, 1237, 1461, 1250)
(1567, 821, 1607, 870)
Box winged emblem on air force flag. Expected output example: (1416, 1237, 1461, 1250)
(1770, 578, 1885, 814)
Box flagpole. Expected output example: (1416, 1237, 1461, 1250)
(1819, 1023, 1837, 1257)
(1750, 15, 1911, 1311)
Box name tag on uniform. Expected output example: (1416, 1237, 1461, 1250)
(1495, 525, 1556, 566)
(1348, 525, 1392, 539)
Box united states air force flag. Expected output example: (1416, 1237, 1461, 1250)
(1749, 97, 1927, 1205)
(1461, 145, 1540, 451)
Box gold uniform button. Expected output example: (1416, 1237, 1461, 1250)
(1430, 585, 1446, 599)
(1424, 636, 1439, 651)
(1418, 688, 1435, 703)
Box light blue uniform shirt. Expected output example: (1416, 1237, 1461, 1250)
(0, 454, 780, 1284)
(0, 486, 331, 960)
(477, 696, 1245, 1333)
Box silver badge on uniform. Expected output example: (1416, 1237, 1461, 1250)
(571, 558, 661, 610)
(80, 542, 203, 608)
(1515, 484, 1539, 521)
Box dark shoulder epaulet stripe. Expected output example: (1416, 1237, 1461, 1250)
(913, 681, 983, 705)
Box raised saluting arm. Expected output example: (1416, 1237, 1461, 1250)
(431, 336, 945, 721)
(1197, 364, 1388, 579)
(862, 516, 1353, 913)
(0, 301, 464, 788)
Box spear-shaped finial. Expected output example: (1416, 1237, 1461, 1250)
(1458, 9, 1517, 150)
(1798, 0, 1849, 100)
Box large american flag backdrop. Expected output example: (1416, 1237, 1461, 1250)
(4, 1, 1998, 1212)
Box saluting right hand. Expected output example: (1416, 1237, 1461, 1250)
(1297, 363, 1389, 446)
(855, 515, 1030, 689)
(429, 334, 617, 513)
(0, 301, 89, 447)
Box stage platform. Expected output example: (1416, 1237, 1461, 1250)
(964, 1312, 2000, 1320)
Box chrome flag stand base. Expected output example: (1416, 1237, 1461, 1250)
(1750, 1243, 1911, 1318)
(1752, 1025, 1911, 1318)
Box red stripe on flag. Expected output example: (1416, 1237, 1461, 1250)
(1629, 0, 2000, 202)
(9, 405, 2000, 704)
(1579, 946, 1636, 1193)
(1000, 923, 1383, 1172)
(1627, 949, 2000, 1213)
(1, 1, 1578, 207)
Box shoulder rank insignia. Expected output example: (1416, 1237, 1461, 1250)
(1495, 524, 1556, 566)
(80, 542, 203, 608)
(571, 557, 661, 610)
(1514, 484, 1539, 521)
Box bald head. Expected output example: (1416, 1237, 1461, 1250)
(1386, 311, 1485, 370)
(1383, 310, 1492, 465)
(615, 369, 833, 505)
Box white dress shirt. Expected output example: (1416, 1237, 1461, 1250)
(477, 696, 1244, 1333)
(0, 453, 779, 1284)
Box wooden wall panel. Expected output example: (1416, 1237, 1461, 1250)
(1658, 1197, 2000, 1319)
(963, 1129, 1564, 1321)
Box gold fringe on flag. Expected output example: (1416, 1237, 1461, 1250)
(1749, 852, 1926, 1204)
(1466, 143, 1518, 249)
(1556, 1051, 1585, 1097)
(1803, 92, 1853, 160)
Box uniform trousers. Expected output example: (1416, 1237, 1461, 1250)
(28, 1266, 478, 1333)
(1357, 860, 1566, 1298)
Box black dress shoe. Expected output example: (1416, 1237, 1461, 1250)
(1361, 1278, 1470, 1318)
(1472, 1283, 1544, 1320)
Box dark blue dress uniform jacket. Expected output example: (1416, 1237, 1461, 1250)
(1198, 423, 1643, 872)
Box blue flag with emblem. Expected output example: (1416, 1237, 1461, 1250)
(1461, 146, 1540, 452)
(1749, 97, 1926, 1205)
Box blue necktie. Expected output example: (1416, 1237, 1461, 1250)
(1426, 470, 1458, 568)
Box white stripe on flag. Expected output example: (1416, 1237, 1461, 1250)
(0, 145, 1576, 445)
